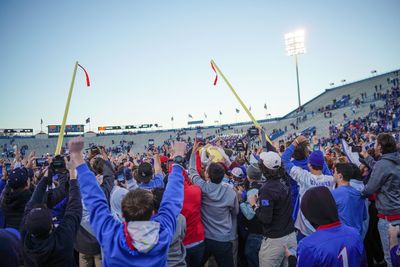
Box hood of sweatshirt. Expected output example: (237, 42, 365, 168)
(381, 152, 400, 165)
(344, 184, 363, 198)
(125, 221, 160, 253)
(23, 233, 55, 264)
(206, 182, 233, 202)
(110, 186, 128, 222)
(349, 179, 365, 192)
(2, 189, 32, 212)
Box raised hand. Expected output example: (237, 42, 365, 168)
(172, 141, 186, 158)
(67, 137, 85, 169)
(68, 137, 84, 154)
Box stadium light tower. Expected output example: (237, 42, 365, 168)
(285, 29, 305, 109)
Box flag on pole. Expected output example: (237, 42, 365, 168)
(78, 64, 91, 87)
(219, 110, 222, 115)
(235, 108, 240, 114)
(188, 114, 193, 119)
(171, 116, 174, 121)
(264, 103, 267, 110)
(211, 62, 218, 86)
(86, 117, 90, 124)
(40, 118, 43, 124)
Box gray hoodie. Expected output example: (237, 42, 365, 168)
(362, 152, 400, 215)
(168, 214, 187, 267)
(188, 154, 239, 242)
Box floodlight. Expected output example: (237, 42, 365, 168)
(285, 29, 306, 109)
(285, 29, 306, 56)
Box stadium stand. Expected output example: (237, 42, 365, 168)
(0, 69, 398, 156)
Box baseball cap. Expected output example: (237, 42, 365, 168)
(259, 152, 281, 170)
(8, 168, 29, 189)
(160, 156, 169, 164)
(25, 206, 53, 239)
(309, 150, 325, 168)
(231, 167, 244, 179)
(246, 164, 262, 180)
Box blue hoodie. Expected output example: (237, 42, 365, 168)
(77, 163, 184, 267)
(331, 185, 367, 236)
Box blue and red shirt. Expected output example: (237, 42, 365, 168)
(297, 221, 366, 267)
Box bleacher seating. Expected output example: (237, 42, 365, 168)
(0, 69, 398, 156)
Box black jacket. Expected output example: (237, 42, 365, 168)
(0, 186, 32, 230)
(22, 178, 82, 267)
(255, 176, 295, 238)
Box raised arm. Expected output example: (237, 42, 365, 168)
(189, 142, 207, 190)
(67, 137, 120, 244)
(281, 144, 296, 174)
(153, 150, 163, 175)
(153, 142, 185, 241)
(46, 172, 69, 209)
(362, 161, 388, 197)
(55, 166, 82, 238)
(24, 170, 51, 217)
(101, 159, 115, 201)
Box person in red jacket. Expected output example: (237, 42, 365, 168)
(168, 159, 205, 267)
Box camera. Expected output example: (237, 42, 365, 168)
(35, 158, 49, 167)
(51, 155, 67, 173)
(247, 127, 259, 137)
(236, 140, 245, 152)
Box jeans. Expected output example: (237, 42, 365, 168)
(202, 238, 234, 267)
(377, 218, 400, 267)
(185, 241, 205, 267)
(245, 234, 263, 267)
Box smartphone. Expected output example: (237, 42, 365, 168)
(35, 158, 49, 167)
(313, 144, 320, 151)
(5, 163, 11, 173)
(351, 146, 362, 153)
(117, 174, 125, 182)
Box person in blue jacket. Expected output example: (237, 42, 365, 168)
(287, 186, 366, 267)
(67, 137, 185, 267)
(331, 162, 367, 237)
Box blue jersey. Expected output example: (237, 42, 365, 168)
(297, 223, 366, 267)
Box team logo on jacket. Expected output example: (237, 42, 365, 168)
(261, 199, 270, 206)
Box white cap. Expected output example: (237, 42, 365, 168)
(259, 151, 281, 170)
(231, 167, 244, 178)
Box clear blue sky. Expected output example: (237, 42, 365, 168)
(1, 0, 399, 132)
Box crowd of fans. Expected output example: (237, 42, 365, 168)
(0, 81, 400, 267)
